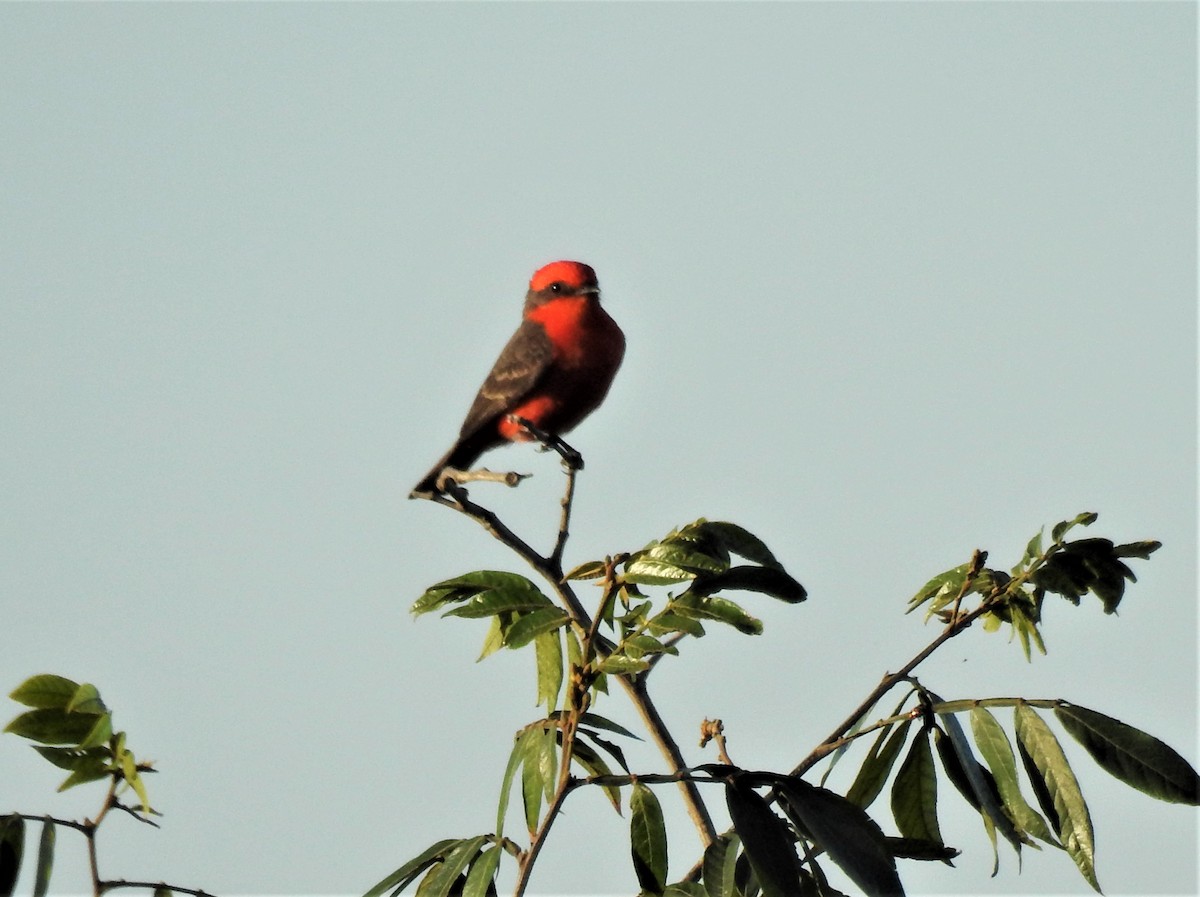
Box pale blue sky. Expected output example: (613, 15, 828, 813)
(2, 3, 1195, 896)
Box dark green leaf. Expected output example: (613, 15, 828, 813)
(1112, 540, 1161, 560)
(362, 838, 460, 897)
(691, 566, 806, 604)
(32, 745, 110, 772)
(5, 708, 106, 746)
(442, 589, 552, 619)
(521, 730, 547, 833)
(726, 781, 801, 897)
(503, 608, 569, 649)
(1055, 703, 1199, 805)
(702, 832, 741, 897)
(566, 738, 621, 813)
(32, 818, 54, 897)
(578, 712, 640, 740)
(496, 731, 528, 838)
(777, 777, 903, 897)
(846, 719, 912, 809)
(0, 816, 24, 897)
(578, 731, 631, 774)
(890, 731, 941, 844)
(153, 888, 172, 897)
(1051, 512, 1098, 544)
(970, 708, 1056, 846)
(631, 782, 669, 894)
(1014, 704, 1098, 891)
(883, 837, 959, 863)
(9, 675, 79, 710)
(693, 521, 786, 570)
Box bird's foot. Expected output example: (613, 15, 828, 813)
(507, 416, 585, 472)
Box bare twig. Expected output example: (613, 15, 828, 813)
(100, 881, 217, 897)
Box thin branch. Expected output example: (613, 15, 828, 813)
(790, 573, 1000, 778)
(100, 881, 218, 897)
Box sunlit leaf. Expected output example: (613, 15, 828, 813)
(671, 595, 762, 636)
(66, 683, 107, 715)
(563, 559, 606, 580)
(9, 675, 79, 710)
(1055, 703, 1200, 805)
(970, 708, 1056, 846)
(646, 611, 706, 639)
(1014, 703, 1098, 891)
(598, 654, 651, 675)
(1051, 512, 1098, 544)
(936, 707, 1026, 854)
(631, 782, 668, 894)
(461, 845, 501, 897)
(503, 608, 569, 649)
(907, 563, 969, 615)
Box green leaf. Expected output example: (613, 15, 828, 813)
(777, 777, 904, 897)
(66, 683, 107, 715)
(702, 833, 741, 897)
(418, 836, 488, 897)
(936, 707, 1027, 854)
(496, 731, 528, 838)
(631, 782, 669, 894)
(5, 708, 106, 746)
(563, 559, 606, 580)
(623, 554, 698, 586)
(692, 521, 786, 570)
(846, 718, 912, 809)
(598, 654, 651, 675)
(1014, 703, 1099, 891)
(521, 726, 555, 832)
(647, 610, 707, 639)
(477, 615, 506, 661)
(503, 607, 569, 649)
(671, 595, 762, 635)
(890, 731, 941, 844)
(970, 708, 1056, 846)
(153, 888, 172, 897)
(534, 630, 563, 711)
(413, 571, 545, 617)
(578, 731, 631, 774)
(663, 883, 708, 897)
(725, 781, 800, 897)
(690, 566, 807, 604)
(0, 816, 24, 897)
(9, 675, 80, 710)
(362, 838, 460, 897)
(78, 712, 113, 749)
(462, 845, 501, 897)
(1055, 703, 1200, 805)
(578, 712, 640, 740)
(1112, 540, 1161, 560)
(32, 745, 110, 772)
(642, 540, 729, 574)
(907, 562, 969, 614)
(1051, 512, 1098, 544)
(32, 819, 54, 897)
(566, 738, 622, 812)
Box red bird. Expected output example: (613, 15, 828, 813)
(411, 261, 626, 498)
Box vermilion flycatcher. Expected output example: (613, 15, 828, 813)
(411, 260, 625, 498)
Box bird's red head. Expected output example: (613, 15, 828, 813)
(529, 260, 598, 295)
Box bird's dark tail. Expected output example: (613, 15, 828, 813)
(409, 431, 496, 499)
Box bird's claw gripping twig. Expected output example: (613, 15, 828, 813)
(507, 416, 584, 472)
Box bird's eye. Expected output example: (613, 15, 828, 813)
(548, 282, 564, 294)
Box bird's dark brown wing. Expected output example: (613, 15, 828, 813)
(457, 317, 554, 442)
